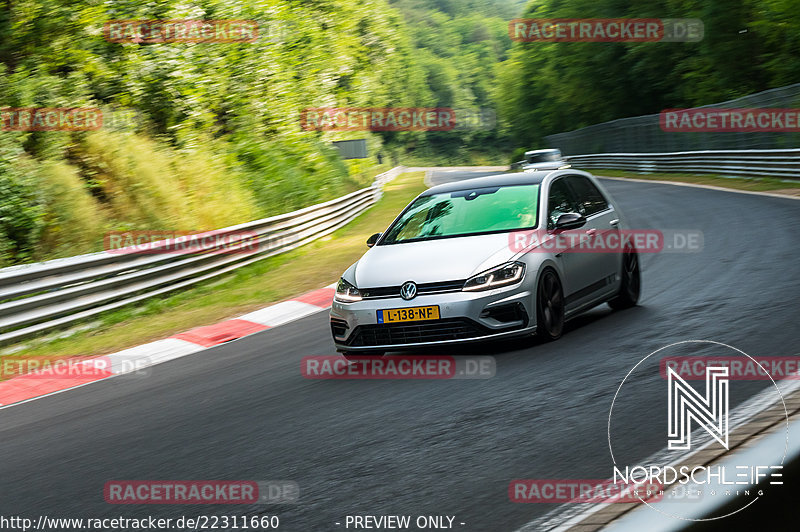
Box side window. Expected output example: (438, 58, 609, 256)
(547, 178, 580, 229)
(567, 175, 609, 216)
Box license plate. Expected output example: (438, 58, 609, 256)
(377, 305, 440, 324)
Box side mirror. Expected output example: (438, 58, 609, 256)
(366, 232, 382, 247)
(555, 213, 586, 230)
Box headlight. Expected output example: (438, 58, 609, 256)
(463, 262, 526, 292)
(335, 278, 362, 302)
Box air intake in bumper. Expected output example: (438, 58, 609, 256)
(341, 318, 490, 347)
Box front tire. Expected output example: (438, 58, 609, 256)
(536, 268, 565, 341)
(609, 248, 640, 310)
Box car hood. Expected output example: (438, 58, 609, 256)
(352, 232, 518, 287)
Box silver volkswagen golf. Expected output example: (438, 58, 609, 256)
(330, 170, 640, 356)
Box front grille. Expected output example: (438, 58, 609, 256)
(360, 279, 465, 300)
(418, 280, 467, 293)
(343, 318, 489, 347)
(330, 318, 349, 338)
(359, 286, 399, 299)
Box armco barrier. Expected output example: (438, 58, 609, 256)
(0, 166, 407, 346)
(562, 149, 800, 179)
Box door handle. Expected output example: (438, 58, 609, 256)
(609, 219, 619, 226)
(586, 228, 597, 235)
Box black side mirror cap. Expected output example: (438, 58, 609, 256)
(555, 213, 587, 230)
(366, 232, 382, 247)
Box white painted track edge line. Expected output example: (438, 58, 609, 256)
(514, 376, 800, 531)
(0, 293, 335, 410)
(0, 377, 114, 410)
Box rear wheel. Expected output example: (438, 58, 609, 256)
(536, 269, 564, 341)
(609, 248, 640, 309)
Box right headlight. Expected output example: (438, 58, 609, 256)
(462, 261, 526, 292)
(335, 278, 362, 302)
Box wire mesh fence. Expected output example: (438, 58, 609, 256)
(545, 83, 800, 154)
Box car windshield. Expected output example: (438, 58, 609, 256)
(527, 152, 560, 163)
(381, 184, 539, 244)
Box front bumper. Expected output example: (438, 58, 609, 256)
(329, 284, 535, 351)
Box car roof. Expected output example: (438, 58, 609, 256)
(524, 148, 560, 156)
(422, 172, 547, 196)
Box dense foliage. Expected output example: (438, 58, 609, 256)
(497, 0, 800, 147)
(0, 0, 427, 263)
(0, 0, 798, 264)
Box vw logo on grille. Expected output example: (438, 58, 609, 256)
(400, 281, 417, 300)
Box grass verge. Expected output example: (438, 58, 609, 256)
(593, 169, 800, 196)
(1, 171, 427, 372)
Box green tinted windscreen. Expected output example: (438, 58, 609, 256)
(382, 184, 539, 244)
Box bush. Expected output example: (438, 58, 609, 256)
(71, 130, 259, 231)
(509, 147, 527, 166)
(34, 161, 106, 258)
(0, 148, 43, 264)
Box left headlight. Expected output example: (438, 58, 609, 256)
(463, 261, 526, 292)
(335, 278, 362, 302)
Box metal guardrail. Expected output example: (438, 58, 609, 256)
(0, 166, 407, 346)
(564, 149, 800, 179)
(545, 83, 800, 153)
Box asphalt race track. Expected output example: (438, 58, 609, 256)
(1, 169, 798, 531)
